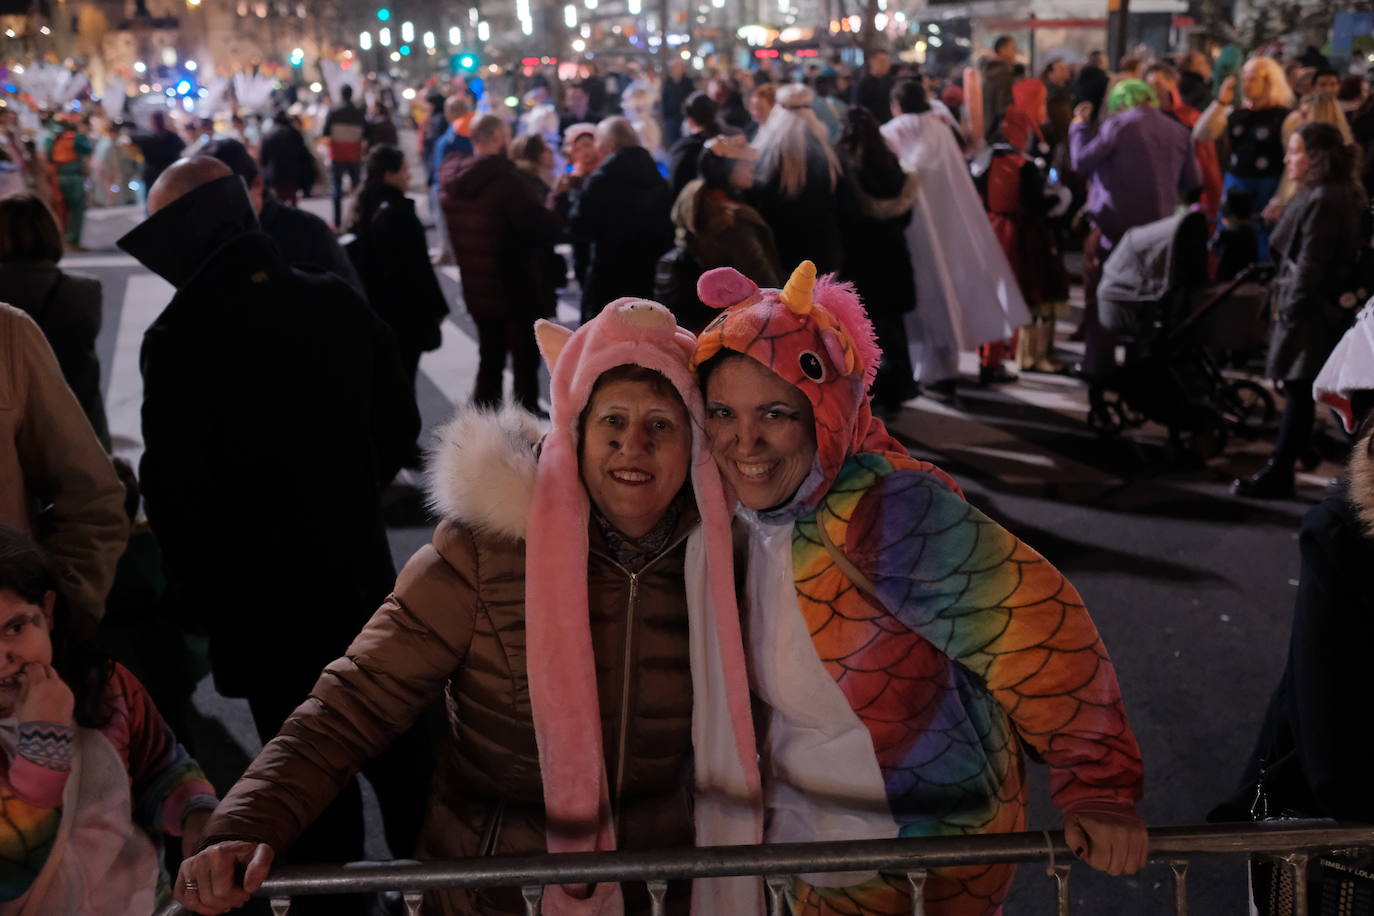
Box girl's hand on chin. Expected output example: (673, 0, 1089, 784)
(14, 663, 74, 727)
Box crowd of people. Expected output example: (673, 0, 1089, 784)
(1, 34, 1374, 916)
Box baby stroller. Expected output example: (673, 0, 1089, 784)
(1089, 209, 1275, 460)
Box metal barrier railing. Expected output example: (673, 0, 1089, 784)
(156, 821, 1374, 916)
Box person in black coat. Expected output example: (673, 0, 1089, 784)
(0, 193, 109, 448)
(200, 138, 364, 298)
(258, 110, 317, 204)
(510, 132, 564, 323)
(1075, 51, 1111, 122)
(1236, 123, 1367, 498)
(746, 83, 849, 277)
(1214, 397, 1374, 825)
(131, 111, 184, 201)
(349, 144, 450, 461)
(118, 159, 426, 915)
(835, 108, 919, 414)
(851, 49, 896, 124)
(661, 58, 697, 147)
(668, 91, 721, 198)
(570, 117, 674, 324)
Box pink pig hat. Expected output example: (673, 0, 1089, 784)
(526, 299, 762, 915)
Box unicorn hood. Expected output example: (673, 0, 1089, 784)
(690, 261, 912, 517)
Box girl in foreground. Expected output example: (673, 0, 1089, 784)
(0, 524, 217, 914)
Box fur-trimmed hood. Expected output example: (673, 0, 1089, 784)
(1349, 431, 1374, 538)
(424, 405, 543, 541)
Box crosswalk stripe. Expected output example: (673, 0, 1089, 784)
(106, 273, 173, 467)
(890, 393, 1117, 487)
(63, 253, 142, 269)
(420, 318, 481, 406)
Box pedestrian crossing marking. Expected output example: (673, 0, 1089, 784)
(106, 273, 173, 467)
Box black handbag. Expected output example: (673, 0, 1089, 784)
(1249, 755, 1374, 916)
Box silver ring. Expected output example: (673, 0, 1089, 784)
(184, 881, 199, 891)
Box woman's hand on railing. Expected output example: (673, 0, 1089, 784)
(174, 840, 275, 915)
(1063, 810, 1150, 876)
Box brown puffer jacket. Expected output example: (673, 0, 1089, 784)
(200, 408, 696, 914)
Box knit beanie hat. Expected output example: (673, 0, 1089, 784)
(526, 299, 761, 915)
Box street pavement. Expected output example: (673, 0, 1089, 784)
(75, 188, 1344, 914)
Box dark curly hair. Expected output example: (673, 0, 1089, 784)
(1297, 121, 1360, 188)
(0, 525, 113, 729)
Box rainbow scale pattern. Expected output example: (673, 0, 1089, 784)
(0, 776, 59, 902)
(786, 453, 1143, 916)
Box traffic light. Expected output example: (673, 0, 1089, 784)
(376, 7, 391, 20)
(456, 53, 477, 71)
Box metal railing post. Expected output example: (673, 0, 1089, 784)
(1048, 863, 1071, 916)
(646, 878, 668, 916)
(765, 873, 788, 916)
(521, 884, 544, 916)
(270, 898, 291, 916)
(1170, 859, 1189, 916)
(1280, 852, 1310, 916)
(907, 869, 927, 916)
(403, 890, 423, 915)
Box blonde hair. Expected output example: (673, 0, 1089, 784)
(1302, 93, 1354, 144)
(752, 83, 840, 198)
(1243, 56, 1296, 110)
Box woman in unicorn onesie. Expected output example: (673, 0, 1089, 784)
(691, 260, 1148, 915)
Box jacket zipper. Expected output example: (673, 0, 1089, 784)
(590, 528, 693, 839)
(614, 570, 639, 839)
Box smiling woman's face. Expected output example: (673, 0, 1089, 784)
(704, 355, 818, 511)
(579, 373, 692, 538)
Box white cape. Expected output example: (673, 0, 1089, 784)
(1315, 299, 1374, 431)
(881, 112, 1031, 383)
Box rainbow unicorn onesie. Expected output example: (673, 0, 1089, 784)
(691, 262, 1144, 915)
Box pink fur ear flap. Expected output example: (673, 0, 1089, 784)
(698, 268, 758, 310)
(534, 320, 575, 372)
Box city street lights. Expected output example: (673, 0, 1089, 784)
(400, 20, 414, 42)
(360, 31, 372, 49)
(379, 26, 391, 45)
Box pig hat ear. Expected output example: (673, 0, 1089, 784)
(698, 267, 760, 311)
(534, 319, 574, 371)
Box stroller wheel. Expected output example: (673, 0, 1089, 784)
(1220, 380, 1277, 437)
(1087, 386, 1131, 436)
(1175, 409, 1229, 462)
(1088, 401, 1127, 436)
